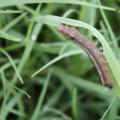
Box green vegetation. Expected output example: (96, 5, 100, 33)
(0, 0, 120, 120)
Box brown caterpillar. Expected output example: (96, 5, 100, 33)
(58, 24, 113, 87)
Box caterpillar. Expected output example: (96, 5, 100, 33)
(58, 24, 112, 87)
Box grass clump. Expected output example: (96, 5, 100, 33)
(0, 0, 120, 120)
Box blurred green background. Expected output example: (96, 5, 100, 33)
(0, 0, 120, 120)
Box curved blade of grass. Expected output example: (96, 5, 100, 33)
(0, 30, 21, 42)
(0, 48, 24, 84)
(43, 107, 72, 120)
(1, 60, 19, 71)
(98, 0, 117, 49)
(17, 5, 34, 14)
(14, 86, 31, 99)
(30, 70, 52, 120)
(1, 70, 6, 100)
(45, 86, 64, 107)
(34, 42, 69, 54)
(31, 49, 83, 77)
(0, 9, 21, 14)
(0, 92, 23, 119)
(53, 67, 114, 99)
(8, 108, 26, 117)
(63, 9, 78, 18)
(72, 88, 78, 119)
(3, 12, 27, 31)
(0, 0, 116, 12)
(100, 96, 117, 120)
(37, 15, 120, 96)
(3, 43, 23, 51)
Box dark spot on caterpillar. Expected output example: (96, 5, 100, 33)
(70, 37, 74, 39)
(58, 24, 113, 88)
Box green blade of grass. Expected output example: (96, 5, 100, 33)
(25, 4, 41, 45)
(0, 48, 24, 84)
(71, 88, 78, 119)
(3, 12, 27, 31)
(1, 70, 6, 102)
(30, 70, 52, 120)
(108, 97, 118, 120)
(100, 96, 117, 120)
(17, 5, 34, 14)
(43, 107, 71, 120)
(3, 43, 23, 51)
(53, 67, 114, 100)
(7, 108, 26, 117)
(0, 30, 21, 42)
(14, 86, 31, 99)
(0, 9, 21, 14)
(34, 42, 69, 54)
(0, 0, 116, 12)
(98, 0, 118, 49)
(0, 92, 23, 119)
(45, 86, 64, 107)
(62, 9, 78, 18)
(31, 49, 83, 77)
(1, 60, 19, 71)
(4, 5, 43, 108)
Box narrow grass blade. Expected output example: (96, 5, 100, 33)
(0, 9, 21, 14)
(30, 70, 52, 120)
(0, 93, 23, 119)
(43, 107, 71, 120)
(31, 49, 83, 77)
(3, 12, 27, 31)
(14, 87, 31, 99)
(1, 70, 6, 100)
(0, 0, 116, 12)
(100, 96, 117, 120)
(53, 67, 114, 99)
(0, 48, 24, 84)
(72, 88, 78, 119)
(0, 30, 21, 42)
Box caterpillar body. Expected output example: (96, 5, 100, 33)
(58, 24, 112, 87)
